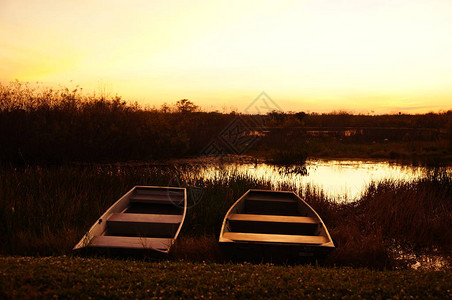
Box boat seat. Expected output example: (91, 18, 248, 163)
(245, 196, 296, 203)
(89, 236, 173, 251)
(129, 194, 184, 205)
(106, 213, 182, 237)
(228, 214, 317, 224)
(222, 232, 329, 245)
(244, 197, 300, 216)
(134, 189, 184, 197)
(108, 213, 182, 224)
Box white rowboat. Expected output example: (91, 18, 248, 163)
(73, 186, 187, 255)
(219, 189, 334, 259)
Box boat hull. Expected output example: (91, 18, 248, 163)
(220, 242, 333, 263)
(73, 186, 187, 257)
(219, 189, 334, 262)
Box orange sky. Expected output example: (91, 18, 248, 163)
(1, 0, 451, 113)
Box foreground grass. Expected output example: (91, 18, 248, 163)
(0, 256, 451, 299)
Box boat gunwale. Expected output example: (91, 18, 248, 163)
(219, 189, 252, 243)
(291, 191, 334, 248)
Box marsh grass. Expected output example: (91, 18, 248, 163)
(0, 165, 269, 256)
(0, 165, 450, 269)
(319, 171, 452, 269)
(171, 235, 222, 262)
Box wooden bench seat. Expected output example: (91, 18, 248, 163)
(245, 196, 296, 203)
(134, 189, 184, 197)
(244, 197, 300, 216)
(106, 213, 182, 237)
(228, 214, 317, 224)
(130, 194, 184, 204)
(222, 232, 328, 245)
(89, 236, 173, 251)
(108, 213, 182, 224)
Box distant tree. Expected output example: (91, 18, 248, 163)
(294, 112, 306, 122)
(160, 102, 170, 113)
(268, 110, 286, 122)
(176, 99, 198, 113)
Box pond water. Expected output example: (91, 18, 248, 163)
(194, 159, 450, 202)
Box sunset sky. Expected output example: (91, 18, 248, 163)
(1, 0, 451, 113)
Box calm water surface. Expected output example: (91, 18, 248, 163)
(197, 159, 451, 202)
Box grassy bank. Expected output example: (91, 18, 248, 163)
(0, 165, 450, 269)
(1, 256, 451, 299)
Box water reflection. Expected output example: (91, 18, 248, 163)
(276, 165, 308, 176)
(198, 160, 450, 202)
(395, 247, 451, 271)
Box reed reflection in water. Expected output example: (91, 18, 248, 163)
(197, 160, 448, 202)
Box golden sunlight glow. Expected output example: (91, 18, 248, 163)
(1, 0, 451, 113)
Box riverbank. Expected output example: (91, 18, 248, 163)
(1, 256, 450, 299)
(252, 138, 452, 166)
(0, 165, 450, 270)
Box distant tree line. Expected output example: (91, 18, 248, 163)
(0, 81, 450, 164)
(266, 110, 452, 129)
(0, 82, 232, 164)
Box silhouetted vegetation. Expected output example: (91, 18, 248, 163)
(0, 82, 232, 164)
(267, 109, 452, 129)
(0, 81, 450, 269)
(1, 81, 451, 165)
(262, 110, 452, 164)
(319, 170, 452, 269)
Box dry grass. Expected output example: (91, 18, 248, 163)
(358, 173, 452, 249)
(0, 165, 269, 256)
(304, 170, 452, 268)
(171, 235, 222, 262)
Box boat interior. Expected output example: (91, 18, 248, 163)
(222, 190, 330, 245)
(78, 187, 186, 253)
